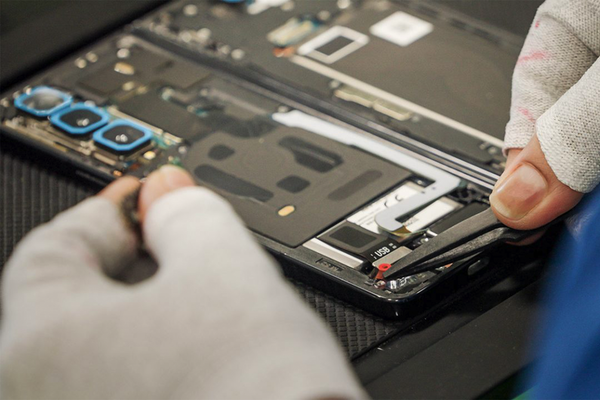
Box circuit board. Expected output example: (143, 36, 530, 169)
(137, 0, 519, 177)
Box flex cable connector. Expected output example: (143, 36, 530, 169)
(272, 111, 463, 233)
(392, 198, 462, 237)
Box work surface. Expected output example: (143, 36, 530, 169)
(1, 1, 547, 398)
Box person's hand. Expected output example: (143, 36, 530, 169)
(490, 0, 600, 230)
(0, 166, 365, 400)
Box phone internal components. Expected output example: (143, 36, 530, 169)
(0, 30, 498, 315)
(50, 104, 110, 136)
(267, 15, 322, 48)
(298, 26, 369, 64)
(93, 120, 153, 154)
(119, 91, 209, 141)
(15, 86, 72, 117)
(303, 238, 365, 269)
(428, 202, 488, 235)
(320, 221, 389, 255)
(394, 197, 462, 236)
(183, 125, 411, 247)
(143, 0, 515, 174)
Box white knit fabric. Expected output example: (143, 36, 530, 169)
(505, 0, 600, 192)
(0, 190, 367, 400)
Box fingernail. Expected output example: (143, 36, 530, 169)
(159, 165, 195, 190)
(490, 163, 548, 220)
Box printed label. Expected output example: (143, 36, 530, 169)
(370, 12, 433, 47)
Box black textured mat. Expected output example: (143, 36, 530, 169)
(0, 138, 402, 359)
(292, 280, 402, 358)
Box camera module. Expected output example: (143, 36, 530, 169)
(14, 86, 72, 117)
(93, 120, 153, 154)
(50, 104, 110, 136)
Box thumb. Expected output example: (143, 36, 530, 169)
(139, 165, 251, 271)
(139, 166, 281, 288)
(490, 134, 582, 230)
(138, 165, 197, 222)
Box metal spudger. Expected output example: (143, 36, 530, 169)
(383, 208, 542, 279)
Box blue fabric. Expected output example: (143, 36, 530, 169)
(529, 188, 600, 399)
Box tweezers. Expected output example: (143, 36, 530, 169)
(383, 207, 569, 280)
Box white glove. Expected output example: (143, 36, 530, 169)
(491, 0, 600, 230)
(0, 167, 366, 400)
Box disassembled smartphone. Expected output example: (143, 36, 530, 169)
(0, 0, 520, 319)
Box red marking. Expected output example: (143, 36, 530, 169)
(378, 263, 392, 272)
(517, 107, 536, 124)
(375, 263, 392, 280)
(517, 51, 547, 65)
(534, 20, 540, 29)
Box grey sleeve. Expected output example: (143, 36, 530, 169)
(1, 190, 367, 400)
(504, 0, 600, 192)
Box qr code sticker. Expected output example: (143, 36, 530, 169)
(370, 12, 433, 47)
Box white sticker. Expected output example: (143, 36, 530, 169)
(347, 183, 421, 233)
(370, 12, 433, 47)
(403, 198, 461, 233)
(298, 26, 369, 64)
(247, 0, 288, 15)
